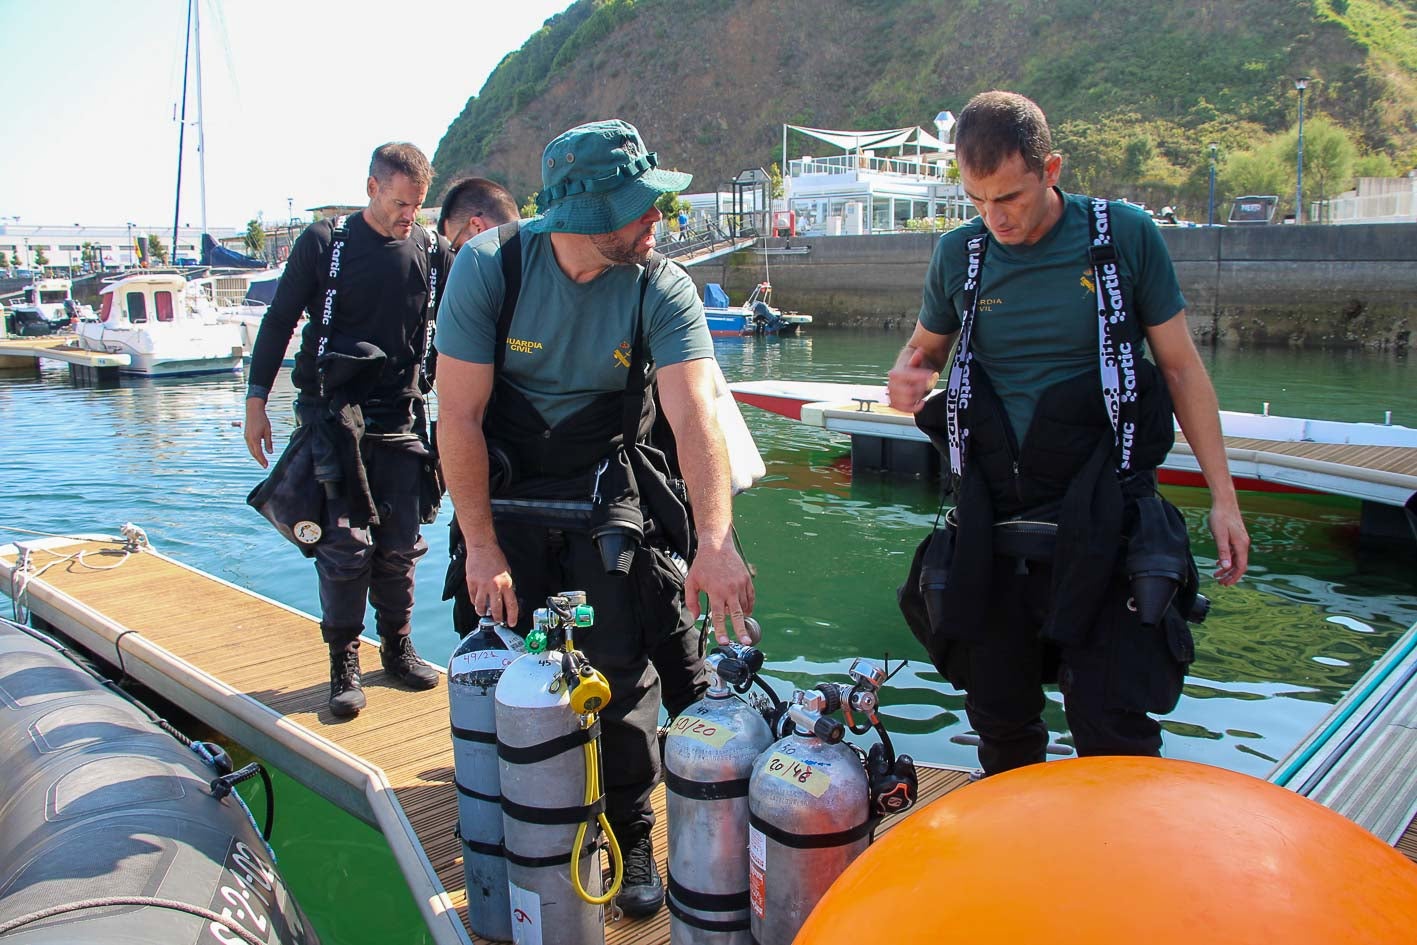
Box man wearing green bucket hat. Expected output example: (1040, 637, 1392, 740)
(435, 118, 756, 918)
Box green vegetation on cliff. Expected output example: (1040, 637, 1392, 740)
(432, 0, 1417, 219)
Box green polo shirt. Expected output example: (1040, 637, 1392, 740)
(919, 191, 1186, 442)
(435, 227, 714, 427)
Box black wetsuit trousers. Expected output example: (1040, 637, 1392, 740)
(494, 522, 704, 835)
(313, 444, 429, 650)
(945, 554, 1193, 776)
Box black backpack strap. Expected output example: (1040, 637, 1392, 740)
(493, 221, 524, 373)
(1086, 198, 1141, 472)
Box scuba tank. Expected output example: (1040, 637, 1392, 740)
(449, 616, 525, 943)
(495, 592, 621, 945)
(663, 633, 783, 944)
(747, 658, 918, 945)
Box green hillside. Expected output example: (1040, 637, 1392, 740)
(431, 0, 1417, 219)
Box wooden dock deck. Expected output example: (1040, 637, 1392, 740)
(0, 336, 131, 384)
(0, 533, 976, 945)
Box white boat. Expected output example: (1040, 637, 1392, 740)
(7, 278, 74, 332)
(203, 267, 299, 365)
(77, 272, 244, 376)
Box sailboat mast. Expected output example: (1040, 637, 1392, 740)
(171, 0, 194, 264)
(194, 0, 208, 239)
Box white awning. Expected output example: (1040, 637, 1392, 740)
(786, 124, 952, 155)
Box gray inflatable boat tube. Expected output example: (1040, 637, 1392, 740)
(0, 617, 320, 944)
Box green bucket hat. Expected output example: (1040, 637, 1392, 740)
(522, 119, 693, 235)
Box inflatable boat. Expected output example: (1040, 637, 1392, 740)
(0, 616, 319, 944)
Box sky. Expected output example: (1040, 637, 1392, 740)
(0, 0, 574, 232)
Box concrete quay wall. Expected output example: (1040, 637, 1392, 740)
(686, 223, 1417, 351)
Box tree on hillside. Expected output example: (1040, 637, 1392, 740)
(1278, 116, 1356, 221)
(243, 219, 266, 255)
(1353, 152, 1396, 179)
(145, 236, 168, 266)
(0, 251, 9, 271)
(33, 246, 49, 267)
(520, 192, 540, 219)
(1219, 147, 1289, 207)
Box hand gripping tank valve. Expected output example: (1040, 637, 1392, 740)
(747, 658, 918, 945)
(663, 630, 784, 944)
(449, 617, 525, 942)
(494, 592, 621, 945)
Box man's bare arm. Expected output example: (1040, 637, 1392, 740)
(1146, 312, 1250, 585)
(656, 358, 756, 645)
(436, 356, 520, 624)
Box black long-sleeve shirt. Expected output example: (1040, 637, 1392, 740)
(247, 212, 452, 431)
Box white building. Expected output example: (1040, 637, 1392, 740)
(1324, 174, 1417, 225)
(779, 118, 973, 236)
(0, 222, 241, 273)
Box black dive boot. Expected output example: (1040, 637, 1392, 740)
(329, 646, 365, 718)
(379, 632, 439, 690)
(615, 825, 664, 918)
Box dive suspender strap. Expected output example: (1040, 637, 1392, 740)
(492, 220, 524, 373)
(620, 252, 666, 446)
(666, 871, 751, 930)
(419, 223, 443, 390)
(315, 215, 350, 374)
(748, 811, 873, 849)
(1087, 198, 1140, 472)
(945, 198, 1144, 484)
(943, 234, 987, 491)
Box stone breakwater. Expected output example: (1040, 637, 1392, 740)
(686, 223, 1417, 352)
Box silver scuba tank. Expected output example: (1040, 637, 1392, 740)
(747, 658, 918, 945)
(663, 637, 779, 944)
(449, 616, 525, 943)
(747, 686, 863, 945)
(494, 593, 607, 945)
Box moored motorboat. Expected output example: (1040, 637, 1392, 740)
(0, 616, 319, 944)
(703, 282, 812, 337)
(77, 272, 244, 376)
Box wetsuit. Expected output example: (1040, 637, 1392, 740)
(911, 191, 1200, 774)
(248, 213, 452, 649)
(435, 226, 713, 834)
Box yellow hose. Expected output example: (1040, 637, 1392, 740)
(571, 698, 622, 904)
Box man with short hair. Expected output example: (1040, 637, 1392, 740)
(435, 119, 755, 919)
(437, 177, 519, 251)
(890, 91, 1248, 775)
(245, 142, 453, 718)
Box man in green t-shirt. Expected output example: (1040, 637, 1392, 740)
(435, 119, 755, 919)
(889, 91, 1249, 775)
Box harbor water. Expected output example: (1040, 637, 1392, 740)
(2, 332, 1414, 944)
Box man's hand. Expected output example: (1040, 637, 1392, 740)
(1208, 501, 1250, 586)
(887, 347, 941, 413)
(244, 398, 273, 467)
(684, 539, 756, 647)
(465, 541, 519, 627)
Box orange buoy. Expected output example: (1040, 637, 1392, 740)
(794, 757, 1417, 945)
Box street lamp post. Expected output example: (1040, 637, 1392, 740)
(1294, 76, 1310, 224)
(1207, 144, 1218, 226)
(126, 222, 135, 268)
